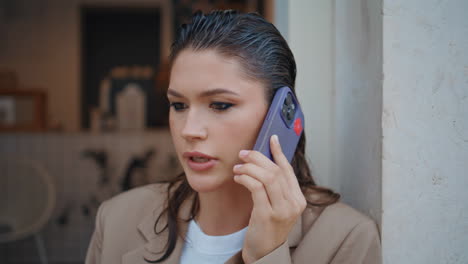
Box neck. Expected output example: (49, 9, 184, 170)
(195, 181, 253, 236)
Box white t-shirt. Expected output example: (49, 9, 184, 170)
(180, 219, 247, 264)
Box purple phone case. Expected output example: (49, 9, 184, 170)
(253, 86, 304, 163)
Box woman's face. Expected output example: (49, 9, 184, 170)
(168, 49, 268, 193)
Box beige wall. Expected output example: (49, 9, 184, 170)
(287, 0, 468, 262)
(382, 0, 468, 262)
(287, 0, 382, 226)
(0, 0, 172, 131)
(288, 0, 335, 192)
(333, 0, 382, 224)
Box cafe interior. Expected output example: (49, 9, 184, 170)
(0, 0, 269, 263)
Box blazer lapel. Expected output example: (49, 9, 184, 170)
(122, 191, 304, 264)
(121, 235, 186, 264)
(122, 194, 194, 264)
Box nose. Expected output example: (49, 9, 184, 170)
(181, 109, 208, 141)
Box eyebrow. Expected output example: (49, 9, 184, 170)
(167, 88, 240, 98)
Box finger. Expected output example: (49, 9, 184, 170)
(239, 150, 276, 170)
(239, 147, 295, 202)
(233, 174, 272, 211)
(233, 163, 287, 210)
(269, 135, 292, 172)
(270, 135, 299, 189)
(237, 148, 293, 211)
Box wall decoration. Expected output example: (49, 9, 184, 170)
(0, 89, 47, 132)
(81, 7, 162, 130)
(0, 96, 15, 125)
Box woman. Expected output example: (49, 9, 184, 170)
(86, 10, 381, 264)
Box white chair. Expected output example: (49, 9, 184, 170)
(0, 157, 56, 264)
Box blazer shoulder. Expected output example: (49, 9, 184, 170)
(301, 201, 380, 245)
(323, 202, 376, 226)
(99, 183, 170, 220)
(317, 202, 375, 232)
(109, 183, 169, 203)
(315, 203, 381, 263)
(293, 202, 381, 263)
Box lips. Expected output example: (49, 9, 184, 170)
(183, 151, 218, 171)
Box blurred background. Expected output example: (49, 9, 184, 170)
(1, 0, 467, 263)
(0, 1, 269, 263)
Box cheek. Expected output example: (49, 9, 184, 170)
(218, 107, 267, 152)
(169, 114, 183, 147)
(225, 120, 257, 145)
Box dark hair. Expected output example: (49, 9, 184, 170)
(146, 10, 340, 263)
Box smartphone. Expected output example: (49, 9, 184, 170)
(253, 86, 304, 163)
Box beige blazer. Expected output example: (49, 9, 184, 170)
(85, 184, 381, 264)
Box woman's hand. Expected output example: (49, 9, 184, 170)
(233, 135, 307, 264)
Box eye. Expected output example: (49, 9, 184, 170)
(169, 102, 187, 111)
(210, 102, 234, 111)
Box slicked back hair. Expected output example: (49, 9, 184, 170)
(170, 10, 296, 102)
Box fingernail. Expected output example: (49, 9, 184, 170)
(233, 164, 242, 170)
(272, 135, 279, 144)
(239, 150, 250, 157)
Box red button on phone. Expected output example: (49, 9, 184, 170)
(294, 118, 303, 136)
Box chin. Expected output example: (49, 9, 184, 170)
(185, 172, 232, 193)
